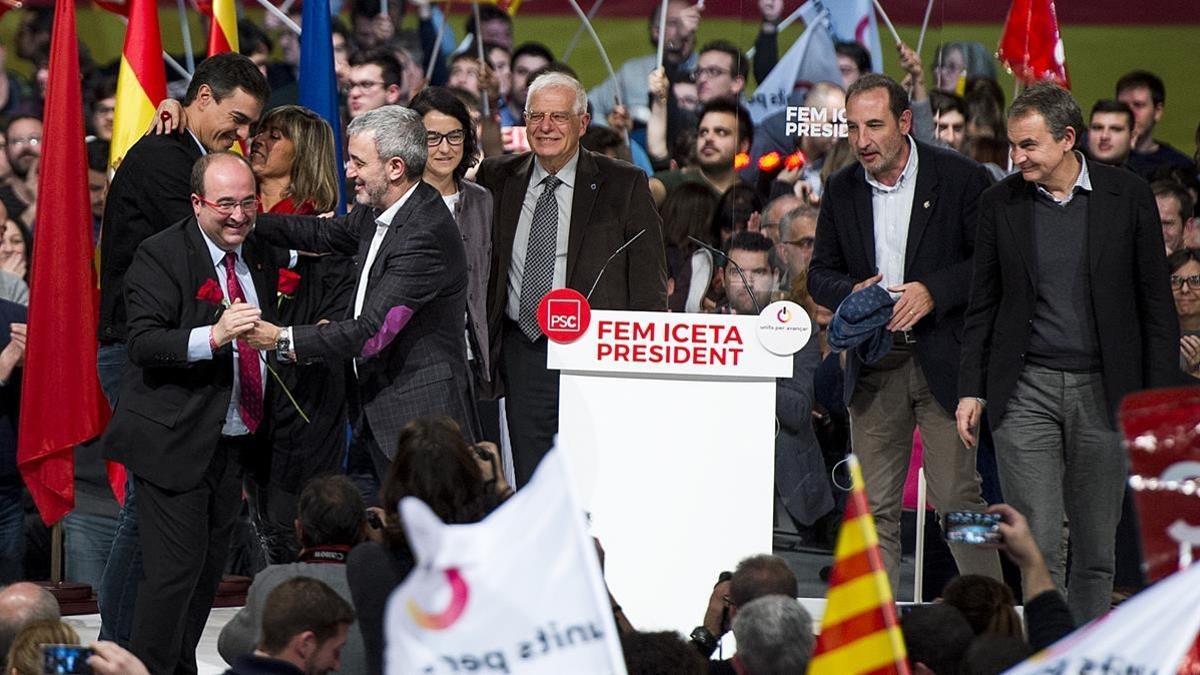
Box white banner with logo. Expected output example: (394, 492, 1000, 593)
(1003, 562, 1200, 674)
(384, 449, 628, 675)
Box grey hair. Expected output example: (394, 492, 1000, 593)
(526, 72, 588, 115)
(779, 205, 818, 242)
(1009, 82, 1084, 149)
(347, 104, 427, 179)
(731, 595, 815, 675)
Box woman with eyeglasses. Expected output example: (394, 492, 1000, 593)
(1168, 249, 1200, 379)
(409, 87, 495, 402)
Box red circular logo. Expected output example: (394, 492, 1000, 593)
(537, 288, 591, 343)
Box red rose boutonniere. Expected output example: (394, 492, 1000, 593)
(277, 269, 301, 308)
(196, 278, 225, 308)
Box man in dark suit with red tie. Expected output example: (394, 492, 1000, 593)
(475, 72, 667, 486)
(103, 153, 279, 674)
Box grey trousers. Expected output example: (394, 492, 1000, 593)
(992, 364, 1126, 623)
(849, 348, 1001, 596)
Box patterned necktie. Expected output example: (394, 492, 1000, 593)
(518, 175, 563, 341)
(223, 252, 263, 433)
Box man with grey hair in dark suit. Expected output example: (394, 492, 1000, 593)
(248, 105, 475, 479)
(476, 72, 667, 487)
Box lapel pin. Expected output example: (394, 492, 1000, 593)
(923, 200, 931, 209)
(591, 183, 597, 190)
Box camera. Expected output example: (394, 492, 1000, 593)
(42, 645, 93, 674)
(944, 511, 1001, 545)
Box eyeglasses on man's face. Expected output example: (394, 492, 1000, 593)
(199, 196, 259, 216)
(524, 111, 575, 126)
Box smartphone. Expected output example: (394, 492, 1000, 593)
(944, 511, 1002, 545)
(42, 644, 93, 674)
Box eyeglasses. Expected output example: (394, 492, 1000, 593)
(426, 129, 466, 147)
(524, 111, 575, 126)
(784, 237, 815, 249)
(693, 66, 731, 80)
(348, 80, 385, 92)
(198, 196, 259, 215)
(9, 136, 41, 148)
(1171, 274, 1200, 290)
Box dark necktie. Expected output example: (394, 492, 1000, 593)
(518, 175, 563, 341)
(222, 252, 263, 433)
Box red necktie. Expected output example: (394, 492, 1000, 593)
(223, 252, 263, 433)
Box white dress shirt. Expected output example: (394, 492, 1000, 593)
(865, 136, 919, 298)
(355, 183, 419, 320)
(185, 224, 265, 437)
(505, 150, 580, 321)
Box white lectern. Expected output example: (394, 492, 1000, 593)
(547, 308, 798, 635)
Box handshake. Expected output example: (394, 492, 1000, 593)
(212, 300, 281, 351)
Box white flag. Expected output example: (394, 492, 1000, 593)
(384, 448, 628, 675)
(745, 2, 842, 123)
(819, 0, 885, 73)
(1003, 563, 1200, 674)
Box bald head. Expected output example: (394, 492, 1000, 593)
(0, 582, 61, 656)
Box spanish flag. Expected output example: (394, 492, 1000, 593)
(104, 0, 167, 170)
(809, 455, 910, 675)
(207, 0, 239, 56)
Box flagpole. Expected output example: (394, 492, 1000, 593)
(425, 0, 451, 83)
(175, 0, 195, 74)
(251, 0, 302, 35)
(562, 0, 606, 62)
(871, 0, 902, 45)
(564, 0, 622, 107)
(913, 468, 927, 604)
(915, 0, 935, 56)
(746, 2, 807, 60)
(655, 0, 668, 69)
(471, 0, 490, 116)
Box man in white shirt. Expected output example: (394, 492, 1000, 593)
(808, 74, 1000, 593)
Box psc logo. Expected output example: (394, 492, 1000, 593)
(408, 567, 470, 630)
(537, 288, 591, 343)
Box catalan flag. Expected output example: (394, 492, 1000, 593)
(104, 0, 167, 170)
(809, 454, 910, 675)
(206, 0, 239, 56)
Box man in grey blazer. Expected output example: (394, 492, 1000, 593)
(248, 105, 476, 477)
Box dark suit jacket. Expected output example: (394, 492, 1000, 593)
(254, 181, 477, 454)
(99, 132, 204, 344)
(808, 140, 991, 413)
(475, 149, 667, 380)
(453, 180, 494, 389)
(958, 159, 1179, 425)
(0, 300, 26, 489)
(102, 218, 279, 492)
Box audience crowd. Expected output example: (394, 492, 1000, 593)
(0, 1, 1196, 673)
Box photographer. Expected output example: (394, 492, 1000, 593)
(688, 554, 798, 673)
(218, 475, 367, 674)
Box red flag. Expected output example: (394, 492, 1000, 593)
(17, 0, 112, 525)
(997, 0, 1069, 88)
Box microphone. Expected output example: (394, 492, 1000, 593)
(586, 229, 647, 301)
(688, 236, 762, 314)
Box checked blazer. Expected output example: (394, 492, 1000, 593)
(254, 180, 477, 456)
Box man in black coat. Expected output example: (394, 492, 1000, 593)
(247, 105, 476, 480)
(475, 72, 667, 486)
(956, 83, 1178, 622)
(103, 153, 280, 673)
(808, 74, 1000, 592)
(94, 52, 269, 647)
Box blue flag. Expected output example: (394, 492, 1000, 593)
(298, 0, 346, 213)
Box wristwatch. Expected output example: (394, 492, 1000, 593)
(689, 626, 719, 657)
(275, 326, 295, 363)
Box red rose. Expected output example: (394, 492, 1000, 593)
(277, 268, 302, 296)
(195, 278, 224, 305)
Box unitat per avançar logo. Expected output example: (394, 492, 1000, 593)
(408, 568, 469, 630)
